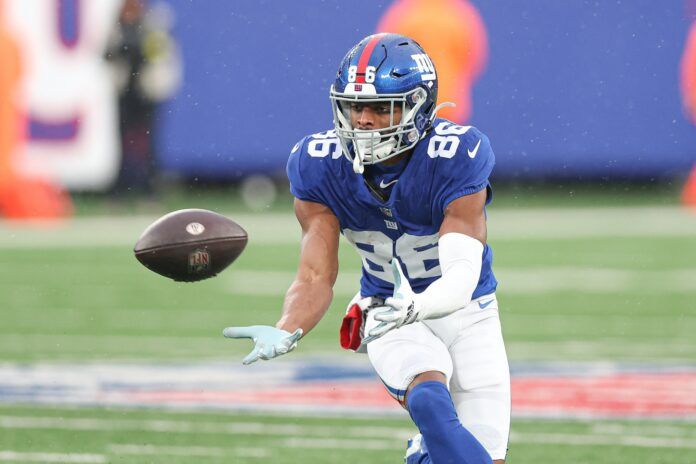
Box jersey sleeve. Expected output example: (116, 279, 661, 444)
(286, 136, 327, 205)
(433, 127, 495, 214)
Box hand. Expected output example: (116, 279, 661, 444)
(363, 260, 419, 344)
(223, 325, 303, 365)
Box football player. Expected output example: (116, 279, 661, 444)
(224, 33, 510, 463)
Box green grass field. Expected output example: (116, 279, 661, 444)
(1, 189, 695, 463)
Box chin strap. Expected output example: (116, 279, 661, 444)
(352, 155, 364, 174)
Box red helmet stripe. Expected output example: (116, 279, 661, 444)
(355, 34, 386, 83)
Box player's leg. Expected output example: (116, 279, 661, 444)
(432, 295, 511, 463)
(365, 310, 492, 464)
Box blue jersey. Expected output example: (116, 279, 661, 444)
(286, 118, 497, 300)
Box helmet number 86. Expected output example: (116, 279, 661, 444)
(348, 65, 376, 83)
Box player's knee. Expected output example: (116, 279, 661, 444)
(404, 371, 447, 408)
(406, 381, 452, 428)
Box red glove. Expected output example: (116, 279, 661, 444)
(340, 303, 364, 351)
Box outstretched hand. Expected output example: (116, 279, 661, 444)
(223, 325, 303, 365)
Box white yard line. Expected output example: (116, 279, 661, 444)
(222, 267, 696, 296)
(0, 333, 692, 361)
(107, 443, 269, 458)
(0, 416, 414, 440)
(280, 437, 399, 450)
(510, 432, 696, 449)
(507, 339, 696, 360)
(0, 206, 694, 248)
(0, 451, 105, 463)
(1, 416, 696, 452)
(591, 422, 696, 438)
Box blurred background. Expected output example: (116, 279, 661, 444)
(0, 1, 695, 463)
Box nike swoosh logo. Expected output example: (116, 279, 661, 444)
(478, 298, 494, 309)
(379, 179, 398, 189)
(468, 139, 482, 158)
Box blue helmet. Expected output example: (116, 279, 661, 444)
(330, 33, 441, 173)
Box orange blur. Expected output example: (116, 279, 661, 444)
(680, 21, 696, 209)
(681, 21, 696, 125)
(377, 0, 488, 123)
(0, 0, 22, 186)
(0, 1, 72, 220)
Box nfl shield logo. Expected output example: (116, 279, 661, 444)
(188, 249, 210, 274)
(355, 84, 363, 91)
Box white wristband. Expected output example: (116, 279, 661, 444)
(413, 232, 484, 320)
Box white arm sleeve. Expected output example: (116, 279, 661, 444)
(413, 232, 484, 320)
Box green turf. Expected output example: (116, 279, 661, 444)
(0, 405, 694, 463)
(69, 179, 684, 217)
(1, 229, 693, 362)
(1, 198, 695, 463)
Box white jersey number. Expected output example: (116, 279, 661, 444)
(427, 122, 471, 159)
(343, 230, 441, 282)
(307, 130, 343, 159)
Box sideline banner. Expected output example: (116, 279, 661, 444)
(159, 0, 696, 179)
(5, 0, 122, 190)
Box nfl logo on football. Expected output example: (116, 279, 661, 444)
(188, 249, 210, 274)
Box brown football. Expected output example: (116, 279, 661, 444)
(134, 209, 248, 282)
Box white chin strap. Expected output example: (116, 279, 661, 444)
(352, 129, 397, 174)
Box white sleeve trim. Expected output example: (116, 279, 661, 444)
(413, 232, 484, 320)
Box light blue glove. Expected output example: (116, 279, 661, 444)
(363, 260, 419, 344)
(223, 325, 303, 365)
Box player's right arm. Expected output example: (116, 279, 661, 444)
(223, 198, 339, 365)
(276, 198, 340, 335)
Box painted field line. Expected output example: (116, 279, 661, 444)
(281, 437, 399, 450)
(0, 333, 222, 353)
(108, 443, 269, 458)
(511, 432, 696, 449)
(507, 340, 696, 362)
(0, 451, 105, 463)
(1, 206, 695, 249)
(3, 416, 696, 450)
(0, 415, 414, 440)
(591, 423, 696, 438)
(286, 433, 696, 450)
(0, 333, 692, 362)
(222, 267, 696, 297)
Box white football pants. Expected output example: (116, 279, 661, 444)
(361, 293, 511, 460)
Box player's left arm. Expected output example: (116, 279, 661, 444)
(366, 191, 487, 341)
(367, 127, 492, 341)
(414, 188, 488, 316)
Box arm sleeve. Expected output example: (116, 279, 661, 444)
(414, 232, 484, 320)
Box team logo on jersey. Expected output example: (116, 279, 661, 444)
(188, 249, 210, 274)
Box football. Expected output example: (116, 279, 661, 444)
(134, 209, 248, 282)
